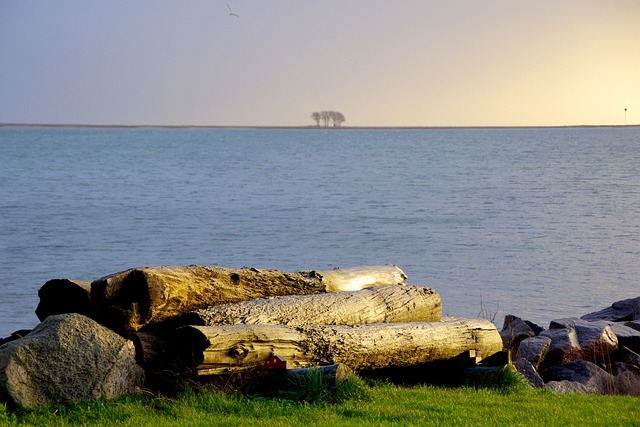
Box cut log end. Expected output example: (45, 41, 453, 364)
(312, 265, 408, 292)
(35, 279, 93, 321)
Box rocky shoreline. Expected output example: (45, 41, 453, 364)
(501, 296, 640, 395)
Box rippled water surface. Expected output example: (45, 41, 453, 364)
(1, 126, 639, 336)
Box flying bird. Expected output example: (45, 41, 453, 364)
(226, 4, 240, 18)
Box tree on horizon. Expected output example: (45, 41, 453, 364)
(311, 111, 346, 127)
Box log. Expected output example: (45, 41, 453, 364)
(176, 318, 503, 375)
(90, 265, 407, 333)
(35, 279, 93, 321)
(261, 357, 354, 390)
(313, 266, 408, 292)
(283, 364, 354, 385)
(129, 331, 193, 393)
(189, 285, 441, 326)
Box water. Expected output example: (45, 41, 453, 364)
(1, 126, 639, 337)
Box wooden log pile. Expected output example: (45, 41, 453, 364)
(30, 264, 503, 391)
(37, 265, 409, 333)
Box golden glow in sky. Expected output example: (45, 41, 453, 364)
(0, 1, 638, 127)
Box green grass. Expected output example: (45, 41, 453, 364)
(2, 370, 639, 427)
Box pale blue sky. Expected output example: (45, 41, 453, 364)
(1, 1, 639, 126)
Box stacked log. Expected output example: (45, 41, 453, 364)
(189, 285, 442, 326)
(24, 264, 503, 397)
(176, 318, 502, 375)
(38, 264, 408, 333)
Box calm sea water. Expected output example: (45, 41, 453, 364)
(1, 126, 639, 337)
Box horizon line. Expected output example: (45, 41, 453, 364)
(1, 123, 638, 130)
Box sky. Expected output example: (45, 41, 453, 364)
(1, 1, 639, 127)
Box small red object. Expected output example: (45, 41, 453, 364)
(264, 355, 288, 370)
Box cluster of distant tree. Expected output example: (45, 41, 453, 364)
(310, 111, 346, 127)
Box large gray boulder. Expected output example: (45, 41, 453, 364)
(0, 313, 144, 408)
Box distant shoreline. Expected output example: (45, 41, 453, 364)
(1, 123, 638, 130)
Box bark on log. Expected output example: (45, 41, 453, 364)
(176, 318, 503, 375)
(90, 265, 407, 333)
(35, 279, 93, 321)
(190, 285, 441, 326)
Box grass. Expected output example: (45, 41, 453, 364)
(1, 369, 640, 427)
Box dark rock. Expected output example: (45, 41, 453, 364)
(547, 318, 617, 364)
(0, 313, 145, 409)
(523, 320, 544, 335)
(575, 323, 617, 363)
(540, 327, 582, 365)
(515, 335, 551, 371)
(544, 360, 614, 394)
(611, 346, 640, 367)
(611, 362, 640, 377)
(590, 321, 640, 354)
(581, 297, 640, 322)
(624, 320, 640, 333)
(500, 315, 535, 352)
(549, 317, 582, 329)
(514, 359, 544, 388)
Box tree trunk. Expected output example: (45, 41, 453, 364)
(90, 265, 407, 333)
(176, 318, 503, 375)
(35, 279, 93, 321)
(189, 285, 441, 326)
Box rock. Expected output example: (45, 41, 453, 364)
(523, 320, 544, 335)
(545, 380, 592, 394)
(500, 315, 535, 352)
(575, 323, 618, 363)
(624, 320, 640, 332)
(514, 359, 544, 388)
(515, 336, 551, 371)
(544, 360, 614, 394)
(612, 346, 640, 367)
(548, 317, 580, 329)
(0, 313, 145, 409)
(548, 318, 618, 364)
(539, 327, 581, 365)
(590, 321, 640, 354)
(581, 297, 640, 322)
(611, 362, 640, 377)
(0, 330, 31, 347)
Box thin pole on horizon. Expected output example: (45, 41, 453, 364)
(625, 108, 628, 125)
